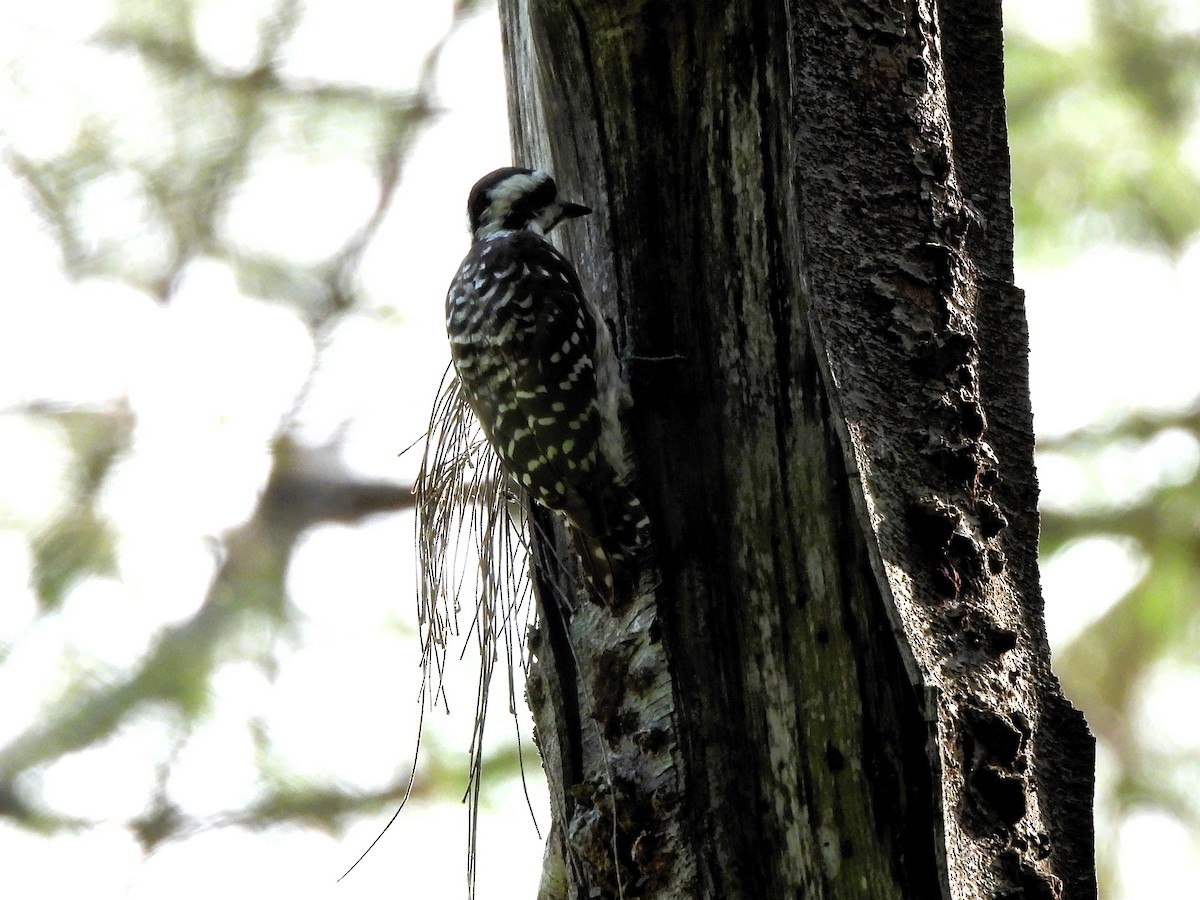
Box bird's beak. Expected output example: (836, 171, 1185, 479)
(561, 202, 591, 219)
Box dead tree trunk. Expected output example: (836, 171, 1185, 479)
(500, 2, 1097, 897)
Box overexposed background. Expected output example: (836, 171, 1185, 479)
(1, 1, 1198, 897)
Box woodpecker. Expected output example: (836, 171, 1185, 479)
(445, 167, 647, 599)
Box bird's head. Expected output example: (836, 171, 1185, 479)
(467, 167, 591, 241)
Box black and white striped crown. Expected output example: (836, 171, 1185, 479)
(466, 167, 590, 239)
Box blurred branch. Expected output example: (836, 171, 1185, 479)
(131, 770, 420, 851)
(129, 733, 530, 852)
(24, 403, 136, 610)
(1040, 466, 1199, 554)
(0, 436, 412, 798)
(1036, 403, 1200, 453)
(262, 436, 414, 528)
(3, 153, 89, 276)
(1041, 501, 1159, 548)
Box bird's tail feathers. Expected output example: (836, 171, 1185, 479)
(568, 483, 651, 605)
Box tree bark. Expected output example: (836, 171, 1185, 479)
(499, 2, 1097, 898)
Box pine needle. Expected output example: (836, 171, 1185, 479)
(413, 364, 540, 897)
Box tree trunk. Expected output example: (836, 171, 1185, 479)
(499, 2, 1097, 897)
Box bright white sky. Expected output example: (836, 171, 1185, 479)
(0, 0, 1198, 897)
(0, 2, 548, 898)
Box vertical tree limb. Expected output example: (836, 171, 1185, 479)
(499, 1, 1097, 897)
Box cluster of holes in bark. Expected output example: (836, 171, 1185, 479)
(903, 352, 1062, 897)
(551, 634, 679, 896)
(881, 232, 1012, 647)
(909, 492, 1014, 660)
(568, 773, 679, 897)
(870, 148, 1063, 894)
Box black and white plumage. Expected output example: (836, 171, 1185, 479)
(445, 167, 647, 598)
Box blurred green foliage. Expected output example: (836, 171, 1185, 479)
(1008, 2, 1200, 895)
(0, 0, 1197, 896)
(0, 0, 495, 857)
(1007, 0, 1200, 260)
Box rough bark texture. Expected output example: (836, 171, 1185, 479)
(499, 1, 1097, 898)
